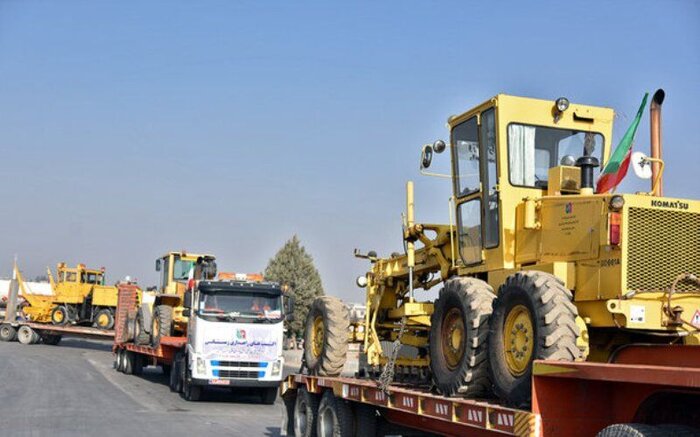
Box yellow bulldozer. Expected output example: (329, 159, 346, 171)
(17, 262, 120, 330)
(132, 251, 217, 346)
(303, 90, 700, 407)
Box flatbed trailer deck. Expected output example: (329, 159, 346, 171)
(282, 345, 700, 437)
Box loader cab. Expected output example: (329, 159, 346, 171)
(423, 95, 614, 272)
(155, 251, 216, 296)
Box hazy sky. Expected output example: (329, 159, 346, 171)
(1, 1, 698, 302)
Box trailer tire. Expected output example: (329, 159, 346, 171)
(123, 351, 134, 375)
(429, 277, 495, 397)
(51, 305, 69, 325)
(17, 326, 39, 345)
(151, 305, 173, 347)
(0, 324, 17, 342)
(115, 350, 124, 372)
(317, 390, 354, 437)
(304, 297, 349, 377)
(354, 403, 378, 437)
(132, 354, 144, 375)
(294, 387, 320, 437)
(41, 334, 62, 345)
(488, 271, 580, 408)
(597, 423, 666, 437)
(94, 308, 114, 330)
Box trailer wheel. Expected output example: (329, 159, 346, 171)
(488, 271, 580, 408)
(317, 390, 354, 437)
(41, 334, 62, 345)
(429, 277, 494, 396)
(17, 326, 39, 345)
(294, 387, 320, 437)
(94, 309, 114, 330)
(132, 354, 144, 375)
(0, 324, 17, 342)
(51, 306, 69, 325)
(151, 305, 173, 347)
(123, 351, 134, 375)
(260, 387, 278, 405)
(596, 423, 665, 437)
(115, 350, 124, 372)
(353, 403, 378, 437)
(304, 297, 349, 377)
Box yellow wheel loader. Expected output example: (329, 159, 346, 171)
(303, 90, 700, 407)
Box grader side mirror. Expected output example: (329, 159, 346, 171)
(421, 145, 434, 169)
(155, 259, 162, 272)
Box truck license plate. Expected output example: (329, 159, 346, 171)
(210, 379, 230, 385)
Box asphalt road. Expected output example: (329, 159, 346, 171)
(0, 339, 290, 437)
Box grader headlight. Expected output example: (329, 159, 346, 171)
(356, 275, 368, 288)
(610, 195, 625, 210)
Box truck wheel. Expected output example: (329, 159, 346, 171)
(294, 387, 320, 437)
(317, 390, 354, 437)
(151, 305, 173, 347)
(94, 309, 114, 330)
(17, 326, 38, 345)
(429, 277, 494, 396)
(183, 379, 202, 401)
(304, 297, 349, 376)
(353, 403, 378, 437)
(260, 387, 278, 405)
(169, 358, 180, 392)
(597, 423, 665, 437)
(0, 324, 17, 342)
(162, 364, 171, 377)
(51, 306, 69, 325)
(41, 334, 62, 345)
(488, 271, 580, 408)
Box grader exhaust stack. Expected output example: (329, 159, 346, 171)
(650, 88, 665, 196)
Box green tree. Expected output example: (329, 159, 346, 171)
(264, 235, 324, 338)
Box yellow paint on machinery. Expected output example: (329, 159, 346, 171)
(351, 93, 699, 393)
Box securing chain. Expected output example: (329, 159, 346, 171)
(378, 316, 407, 393)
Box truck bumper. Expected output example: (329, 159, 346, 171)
(190, 377, 281, 388)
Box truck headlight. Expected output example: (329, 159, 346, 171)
(271, 360, 281, 376)
(196, 357, 206, 374)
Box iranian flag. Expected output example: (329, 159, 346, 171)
(596, 93, 649, 194)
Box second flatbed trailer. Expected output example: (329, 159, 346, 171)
(282, 344, 700, 437)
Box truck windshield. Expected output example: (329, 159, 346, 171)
(198, 291, 282, 321)
(508, 124, 604, 188)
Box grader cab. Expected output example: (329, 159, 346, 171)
(303, 91, 700, 407)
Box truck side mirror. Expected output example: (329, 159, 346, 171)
(183, 290, 192, 309)
(285, 296, 295, 321)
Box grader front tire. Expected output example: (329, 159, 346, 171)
(304, 297, 349, 377)
(428, 277, 495, 397)
(487, 271, 581, 407)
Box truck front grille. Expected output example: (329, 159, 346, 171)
(211, 361, 264, 368)
(215, 370, 262, 379)
(626, 207, 700, 292)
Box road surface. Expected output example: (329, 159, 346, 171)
(0, 339, 288, 436)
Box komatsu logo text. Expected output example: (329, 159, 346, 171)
(651, 200, 689, 210)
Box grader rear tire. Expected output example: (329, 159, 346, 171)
(304, 297, 349, 377)
(51, 306, 69, 325)
(94, 309, 114, 330)
(487, 271, 581, 408)
(428, 277, 495, 397)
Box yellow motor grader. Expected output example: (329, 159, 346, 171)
(303, 90, 700, 407)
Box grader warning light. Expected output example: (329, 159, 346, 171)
(302, 90, 700, 408)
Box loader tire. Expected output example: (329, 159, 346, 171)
(488, 271, 580, 408)
(51, 305, 69, 325)
(429, 277, 495, 397)
(0, 324, 17, 342)
(294, 387, 320, 437)
(94, 308, 114, 330)
(316, 390, 354, 437)
(304, 297, 349, 377)
(596, 423, 666, 437)
(134, 306, 151, 345)
(151, 305, 173, 348)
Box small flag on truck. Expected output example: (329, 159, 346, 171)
(596, 93, 649, 194)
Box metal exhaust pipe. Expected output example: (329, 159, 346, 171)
(650, 89, 665, 196)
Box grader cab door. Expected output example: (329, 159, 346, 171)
(451, 107, 499, 266)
